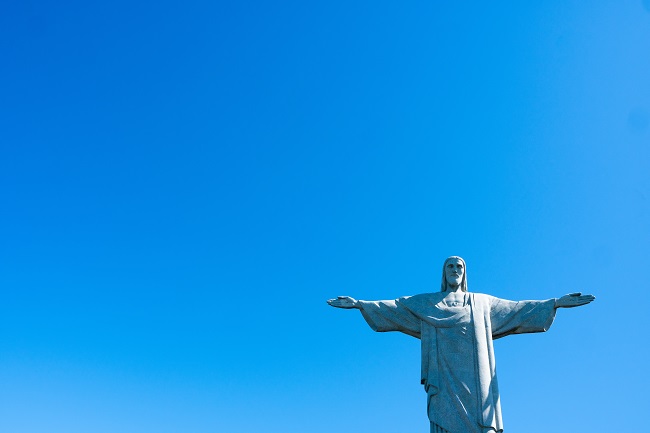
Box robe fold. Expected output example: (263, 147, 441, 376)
(358, 292, 556, 433)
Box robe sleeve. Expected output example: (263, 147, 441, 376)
(489, 296, 557, 340)
(357, 297, 421, 339)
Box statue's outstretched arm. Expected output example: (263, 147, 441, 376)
(327, 295, 421, 337)
(327, 296, 360, 309)
(554, 292, 596, 309)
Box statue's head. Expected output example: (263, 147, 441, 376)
(440, 256, 467, 292)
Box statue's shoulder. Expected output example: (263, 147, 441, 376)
(401, 292, 445, 308)
(469, 292, 498, 304)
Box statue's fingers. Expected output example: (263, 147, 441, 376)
(569, 292, 582, 297)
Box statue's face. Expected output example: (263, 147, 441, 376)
(445, 258, 464, 287)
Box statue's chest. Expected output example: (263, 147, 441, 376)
(441, 293, 467, 308)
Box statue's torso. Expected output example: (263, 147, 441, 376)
(428, 296, 481, 433)
(441, 291, 468, 307)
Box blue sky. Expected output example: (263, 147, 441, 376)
(1, 1, 649, 432)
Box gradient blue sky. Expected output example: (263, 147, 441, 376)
(1, 1, 649, 432)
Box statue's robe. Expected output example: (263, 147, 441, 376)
(358, 292, 556, 433)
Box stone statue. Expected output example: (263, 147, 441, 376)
(327, 256, 595, 433)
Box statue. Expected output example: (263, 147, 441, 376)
(327, 256, 595, 433)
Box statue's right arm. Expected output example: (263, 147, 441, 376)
(328, 296, 421, 338)
(327, 296, 362, 309)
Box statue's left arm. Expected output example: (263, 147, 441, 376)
(489, 292, 595, 339)
(554, 292, 596, 308)
(489, 296, 556, 339)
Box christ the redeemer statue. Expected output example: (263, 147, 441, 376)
(327, 256, 595, 433)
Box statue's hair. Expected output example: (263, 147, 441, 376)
(440, 256, 468, 292)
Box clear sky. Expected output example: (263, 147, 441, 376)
(1, 1, 649, 432)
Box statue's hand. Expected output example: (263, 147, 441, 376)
(327, 296, 360, 309)
(555, 292, 596, 308)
